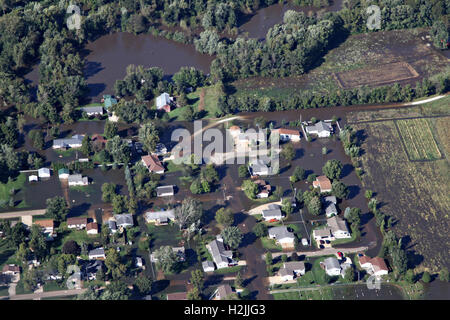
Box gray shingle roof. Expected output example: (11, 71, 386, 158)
(114, 214, 133, 227)
(268, 226, 295, 241)
(207, 240, 232, 267)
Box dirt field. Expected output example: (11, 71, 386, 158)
(233, 28, 449, 98)
(348, 105, 450, 272)
(334, 62, 419, 89)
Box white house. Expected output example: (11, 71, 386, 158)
(156, 185, 175, 197)
(328, 216, 351, 239)
(321, 257, 341, 276)
(358, 254, 389, 277)
(81, 106, 104, 116)
(156, 93, 173, 110)
(67, 217, 87, 229)
(114, 214, 134, 228)
(29, 175, 38, 182)
(68, 174, 88, 186)
(261, 204, 283, 221)
(38, 168, 51, 178)
(305, 121, 332, 137)
(206, 238, 233, 269)
(250, 159, 270, 176)
(268, 226, 295, 247)
(86, 222, 98, 235)
(53, 135, 84, 149)
(145, 209, 175, 225)
(271, 128, 301, 142)
(58, 168, 70, 180)
(202, 260, 215, 272)
(88, 247, 106, 260)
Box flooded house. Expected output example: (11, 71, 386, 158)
(86, 222, 99, 235)
(102, 95, 117, 110)
(114, 213, 134, 228)
(80, 106, 104, 116)
(141, 154, 165, 174)
(278, 261, 306, 281)
(145, 209, 176, 225)
(358, 254, 389, 277)
(38, 167, 51, 178)
(202, 260, 215, 272)
(156, 185, 175, 197)
(58, 168, 70, 180)
(67, 217, 87, 229)
(261, 204, 283, 222)
(33, 218, 56, 240)
(305, 121, 333, 138)
(68, 174, 89, 186)
(88, 247, 106, 260)
(313, 175, 332, 193)
(206, 236, 234, 269)
(255, 180, 271, 198)
(271, 128, 301, 142)
(156, 92, 174, 113)
(53, 135, 84, 149)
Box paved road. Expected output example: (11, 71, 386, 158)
(0, 288, 86, 300)
(0, 209, 46, 219)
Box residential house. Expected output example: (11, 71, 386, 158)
(305, 121, 332, 137)
(325, 203, 338, 217)
(86, 222, 98, 235)
(268, 226, 295, 248)
(278, 261, 306, 281)
(141, 154, 165, 174)
(271, 128, 301, 142)
(255, 180, 271, 198)
(206, 238, 233, 269)
(81, 106, 104, 116)
(145, 209, 176, 225)
(358, 254, 389, 277)
(313, 227, 334, 243)
(262, 204, 283, 222)
(88, 247, 106, 260)
(67, 217, 87, 229)
(202, 261, 215, 272)
(34, 219, 56, 240)
(136, 257, 143, 268)
(114, 214, 134, 228)
(215, 284, 234, 300)
(83, 260, 104, 281)
(58, 168, 70, 180)
(156, 93, 174, 112)
(166, 292, 187, 300)
(108, 220, 117, 234)
(2, 264, 20, 276)
(313, 175, 332, 193)
(156, 185, 175, 197)
(151, 246, 185, 263)
(228, 125, 241, 138)
(327, 216, 351, 239)
(249, 160, 270, 176)
(68, 174, 88, 186)
(38, 168, 51, 178)
(53, 135, 84, 149)
(321, 257, 341, 276)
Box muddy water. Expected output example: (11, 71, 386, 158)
(83, 32, 215, 99)
(239, 0, 343, 39)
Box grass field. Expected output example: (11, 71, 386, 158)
(0, 173, 27, 208)
(349, 104, 450, 272)
(396, 118, 442, 160)
(272, 287, 334, 300)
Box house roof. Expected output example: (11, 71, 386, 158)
(156, 93, 172, 109)
(86, 222, 98, 231)
(81, 106, 104, 114)
(307, 121, 332, 133)
(67, 217, 87, 225)
(273, 128, 301, 136)
(68, 174, 88, 184)
(156, 185, 174, 196)
(145, 209, 175, 221)
(53, 135, 84, 147)
(314, 227, 332, 238)
(262, 208, 283, 218)
(114, 214, 133, 227)
(268, 226, 295, 241)
(278, 267, 292, 277)
(2, 264, 20, 272)
(202, 261, 215, 269)
(92, 134, 107, 144)
(324, 195, 337, 204)
(358, 254, 372, 265)
(34, 219, 54, 228)
(141, 155, 164, 172)
(283, 261, 305, 272)
(207, 239, 232, 266)
(58, 168, 70, 175)
(166, 292, 187, 300)
(217, 284, 233, 299)
(371, 257, 388, 272)
(89, 247, 105, 256)
(314, 175, 332, 190)
(325, 203, 338, 215)
(38, 168, 50, 174)
(229, 126, 241, 132)
(323, 257, 340, 270)
(327, 216, 349, 234)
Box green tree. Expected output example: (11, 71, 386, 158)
(45, 196, 68, 222)
(101, 183, 116, 203)
(215, 207, 234, 227)
(439, 268, 449, 282)
(332, 181, 349, 199)
(134, 276, 152, 295)
(190, 269, 205, 290)
(241, 179, 258, 199)
(187, 286, 201, 300)
(221, 226, 243, 250)
(306, 196, 321, 215)
(281, 143, 295, 162)
(138, 121, 160, 153)
(154, 246, 178, 274)
(28, 130, 44, 149)
(422, 271, 431, 283)
(104, 121, 118, 139)
(322, 159, 343, 180)
(234, 271, 244, 289)
(81, 135, 92, 156)
(238, 165, 249, 178)
(252, 223, 268, 238)
(265, 252, 273, 265)
(105, 248, 127, 279)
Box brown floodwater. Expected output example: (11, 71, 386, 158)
(83, 32, 215, 99)
(239, 0, 343, 39)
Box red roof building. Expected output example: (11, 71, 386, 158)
(141, 155, 165, 174)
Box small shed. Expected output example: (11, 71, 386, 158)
(38, 168, 51, 178)
(29, 175, 38, 182)
(58, 168, 70, 179)
(202, 260, 215, 272)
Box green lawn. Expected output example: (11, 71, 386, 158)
(0, 285, 9, 296)
(213, 265, 243, 274)
(43, 281, 67, 292)
(15, 279, 33, 295)
(0, 239, 18, 269)
(166, 161, 183, 173)
(56, 229, 99, 250)
(54, 148, 78, 157)
(260, 237, 282, 251)
(0, 173, 27, 208)
(148, 224, 183, 250)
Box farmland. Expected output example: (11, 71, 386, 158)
(232, 28, 449, 99)
(347, 102, 450, 272)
